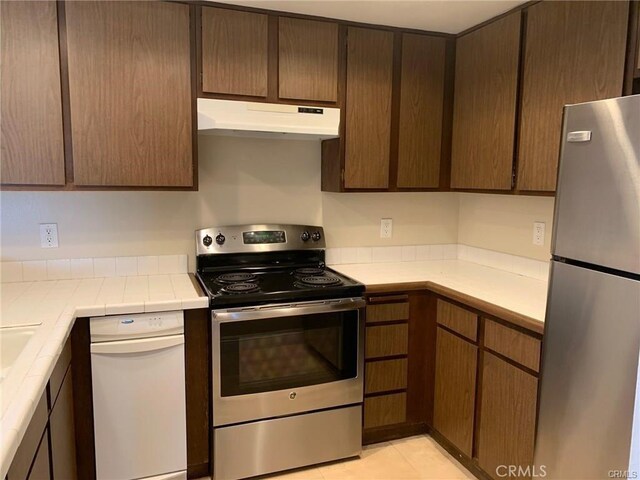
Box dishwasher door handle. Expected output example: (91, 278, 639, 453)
(90, 334, 184, 355)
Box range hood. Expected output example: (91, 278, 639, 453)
(197, 98, 340, 140)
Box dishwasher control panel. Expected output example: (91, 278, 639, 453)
(90, 310, 184, 342)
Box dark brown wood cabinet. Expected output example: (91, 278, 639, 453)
(49, 369, 78, 480)
(8, 341, 75, 480)
(433, 326, 477, 457)
(0, 0, 65, 186)
(450, 11, 521, 190)
(362, 291, 431, 443)
(476, 352, 538, 479)
(344, 27, 394, 189)
(396, 33, 447, 188)
(516, 0, 629, 192)
(278, 17, 339, 103)
(65, 1, 193, 187)
(201, 7, 268, 97)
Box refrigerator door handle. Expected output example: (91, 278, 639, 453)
(566, 130, 592, 142)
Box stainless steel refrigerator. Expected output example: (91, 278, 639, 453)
(534, 94, 640, 479)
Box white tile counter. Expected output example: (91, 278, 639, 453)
(0, 274, 208, 477)
(332, 259, 548, 326)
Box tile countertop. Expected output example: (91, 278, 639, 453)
(332, 259, 548, 329)
(0, 274, 208, 477)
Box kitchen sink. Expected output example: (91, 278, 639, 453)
(0, 325, 38, 382)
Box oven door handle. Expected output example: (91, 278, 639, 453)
(212, 297, 366, 323)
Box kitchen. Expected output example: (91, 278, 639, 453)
(0, 1, 638, 480)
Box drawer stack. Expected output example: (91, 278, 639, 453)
(363, 294, 410, 429)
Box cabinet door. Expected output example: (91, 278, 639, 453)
(450, 12, 520, 190)
(279, 17, 339, 103)
(50, 369, 78, 480)
(201, 7, 268, 97)
(344, 27, 394, 189)
(433, 327, 477, 456)
(65, 1, 193, 187)
(477, 352, 538, 480)
(397, 34, 446, 188)
(27, 430, 51, 480)
(517, 1, 628, 192)
(0, 1, 65, 186)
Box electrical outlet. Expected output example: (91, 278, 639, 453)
(533, 222, 545, 246)
(40, 223, 59, 248)
(380, 218, 393, 238)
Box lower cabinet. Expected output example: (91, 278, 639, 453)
(433, 327, 477, 457)
(7, 340, 76, 480)
(476, 352, 538, 479)
(430, 296, 542, 480)
(362, 291, 431, 443)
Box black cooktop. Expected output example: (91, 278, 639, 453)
(196, 265, 364, 308)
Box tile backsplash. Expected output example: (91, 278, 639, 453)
(1, 255, 188, 283)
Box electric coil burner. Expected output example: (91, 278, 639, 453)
(195, 224, 365, 480)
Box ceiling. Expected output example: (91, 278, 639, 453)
(213, 0, 527, 34)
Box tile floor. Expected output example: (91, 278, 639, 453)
(203, 435, 475, 480)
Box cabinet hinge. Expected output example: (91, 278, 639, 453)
(511, 170, 516, 189)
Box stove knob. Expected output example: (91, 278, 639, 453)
(215, 234, 226, 245)
(311, 231, 322, 242)
(202, 235, 213, 247)
(300, 231, 311, 242)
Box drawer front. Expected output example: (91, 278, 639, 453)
(365, 358, 408, 394)
(364, 393, 407, 428)
(437, 299, 478, 341)
(365, 324, 409, 359)
(366, 302, 410, 324)
(484, 319, 541, 372)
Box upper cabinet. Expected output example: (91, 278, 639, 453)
(278, 17, 339, 103)
(450, 12, 521, 191)
(516, 1, 629, 192)
(322, 29, 450, 192)
(1, 1, 65, 186)
(199, 8, 340, 105)
(201, 8, 268, 97)
(65, 1, 193, 187)
(344, 27, 394, 189)
(396, 34, 447, 189)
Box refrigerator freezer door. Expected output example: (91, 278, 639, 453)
(535, 261, 640, 479)
(553, 94, 640, 275)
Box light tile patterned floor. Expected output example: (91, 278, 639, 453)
(203, 435, 475, 480)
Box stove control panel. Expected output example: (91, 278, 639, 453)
(196, 224, 326, 255)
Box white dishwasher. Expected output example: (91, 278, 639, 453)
(90, 311, 187, 480)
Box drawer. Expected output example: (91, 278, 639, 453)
(49, 338, 72, 407)
(364, 393, 407, 429)
(365, 358, 408, 394)
(365, 324, 409, 359)
(366, 302, 410, 324)
(484, 319, 541, 372)
(437, 299, 478, 341)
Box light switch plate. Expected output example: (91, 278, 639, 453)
(533, 222, 545, 246)
(40, 223, 59, 248)
(380, 218, 393, 238)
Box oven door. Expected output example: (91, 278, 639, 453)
(212, 298, 365, 426)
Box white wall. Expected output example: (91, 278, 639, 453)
(457, 193, 555, 261)
(1, 136, 557, 267)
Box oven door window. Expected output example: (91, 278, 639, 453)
(219, 310, 359, 396)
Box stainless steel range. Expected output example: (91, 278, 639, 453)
(195, 224, 366, 480)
